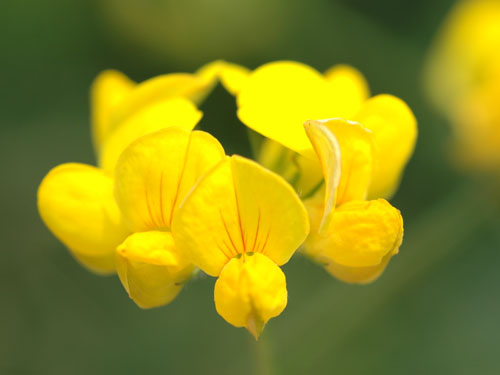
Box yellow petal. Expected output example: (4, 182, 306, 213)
(116, 231, 194, 309)
(219, 62, 251, 95)
(451, 71, 500, 170)
(424, 0, 500, 116)
(214, 252, 287, 339)
(302, 192, 327, 235)
(172, 155, 310, 277)
(114, 128, 225, 233)
(257, 138, 296, 176)
(194, 60, 223, 83)
(303, 120, 341, 233)
(324, 64, 370, 113)
(354, 94, 417, 199)
(195, 60, 251, 96)
(323, 251, 393, 284)
(98, 98, 202, 172)
(322, 118, 374, 204)
(237, 61, 368, 157)
(256, 138, 323, 198)
(91, 70, 135, 152)
(304, 199, 402, 271)
(37, 163, 130, 274)
(108, 72, 215, 136)
(304, 118, 374, 232)
(237, 61, 341, 156)
(293, 153, 324, 198)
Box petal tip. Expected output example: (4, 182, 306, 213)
(246, 314, 265, 340)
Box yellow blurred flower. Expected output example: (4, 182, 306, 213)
(425, 0, 500, 171)
(173, 155, 309, 338)
(221, 61, 415, 283)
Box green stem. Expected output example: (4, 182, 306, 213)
(251, 332, 274, 375)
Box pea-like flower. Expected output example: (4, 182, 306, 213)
(172, 155, 309, 338)
(221, 61, 416, 283)
(92, 63, 221, 172)
(425, 0, 500, 171)
(39, 127, 225, 308)
(113, 128, 226, 308)
(38, 63, 219, 274)
(37, 59, 417, 338)
(232, 61, 416, 199)
(302, 119, 404, 283)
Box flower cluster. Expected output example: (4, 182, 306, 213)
(425, 0, 500, 171)
(38, 60, 416, 338)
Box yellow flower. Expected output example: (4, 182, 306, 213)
(91, 62, 225, 172)
(301, 119, 404, 283)
(38, 59, 415, 335)
(114, 128, 225, 308)
(172, 155, 309, 338)
(220, 61, 414, 283)
(233, 61, 417, 200)
(39, 127, 226, 309)
(452, 70, 500, 170)
(38, 62, 221, 274)
(425, 0, 500, 171)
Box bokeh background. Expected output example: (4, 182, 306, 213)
(2, 0, 500, 374)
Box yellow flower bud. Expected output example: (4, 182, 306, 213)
(116, 231, 194, 309)
(214, 253, 287, 339)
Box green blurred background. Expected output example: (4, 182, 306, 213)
(2, 0, 500, 374)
